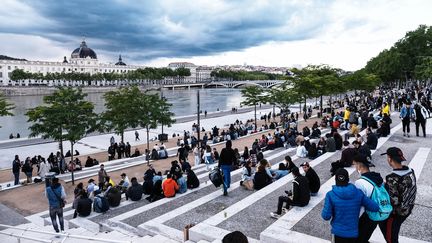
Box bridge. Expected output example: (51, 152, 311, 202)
(164, 80, 284, 90)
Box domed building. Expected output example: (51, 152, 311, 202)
(115, 55, 126, 66)
(0, 39, 143, 86)
(71, 40, 97, 59)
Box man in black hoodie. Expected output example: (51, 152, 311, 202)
(219, 140, 236, 196)
(75, 191, 92, 217)
(353, 154, 384, 243)
(300, 162, 320, 196)
(127, 177, 143, 201)
(270, 167, 310, 218)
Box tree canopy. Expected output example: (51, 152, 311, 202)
(365, 25, 432, 83)
(211, 69, 286, 81)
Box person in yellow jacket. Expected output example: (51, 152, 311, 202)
(343, 107, 351, 129)
(382, 102, 390, 116)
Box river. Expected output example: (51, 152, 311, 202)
(0, 88, 246, 139)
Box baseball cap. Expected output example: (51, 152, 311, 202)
(335, 168, 349, 186)
(353, 154, 375, 167)
(380, 147, 406, 163)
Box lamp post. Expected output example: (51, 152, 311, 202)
(197, 89, 201, 146)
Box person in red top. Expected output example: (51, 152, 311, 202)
(162, 173, 179, 198)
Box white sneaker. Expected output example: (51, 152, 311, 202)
(270, 212, 281, 219)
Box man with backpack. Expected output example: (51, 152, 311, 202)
(353, 155, 392, 243)
(379, 147, 416, 243)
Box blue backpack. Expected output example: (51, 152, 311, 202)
(361, 176, 393, 221)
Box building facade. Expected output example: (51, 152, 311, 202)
(0, 40, 213, 86)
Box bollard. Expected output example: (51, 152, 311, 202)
(183, 223, 195, 241)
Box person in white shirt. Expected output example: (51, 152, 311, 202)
(353, 154, 384, 243)
(296, 141, 308, 158)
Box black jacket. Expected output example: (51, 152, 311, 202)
(107, 187, 122, 207)
(76, 198, 92, 217)
(305, 168, 320, 193)
(187, 170, 200, 189)
(253, 171, 272, 190)
(127, 181, 143, 201)
(292, 175, 310, 206)
(218, 147, 236, 166)
(366, 133, 378, 150)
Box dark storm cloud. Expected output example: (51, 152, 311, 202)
(3, 0, 336, 60)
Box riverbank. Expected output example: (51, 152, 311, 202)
(0, 86, 164, 96)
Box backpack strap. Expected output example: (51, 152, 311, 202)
(360, 176, 377, 187)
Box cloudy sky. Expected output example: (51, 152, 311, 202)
(0, 0, 430, 71)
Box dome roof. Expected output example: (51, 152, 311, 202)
(115, 55, 126, 66)
(71, 40, 97, 59)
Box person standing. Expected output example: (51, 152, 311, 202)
(45, 177, 66, 233)
(12, 155, 21, 185)
(135, 130, 140, 141)
(353, 155, 390, 243)
(379, 147, 417, 243)
(399, 102, 414, 137)
(321, 168, 379, 243)
(218, 140, 236, 196)
(193, 146, 200, 167)
(414, 103, 427, 137)
(98, 164, 108, 189)
(270, 167, 310, 218)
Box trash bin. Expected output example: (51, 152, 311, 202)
(158, 133, 168, 142)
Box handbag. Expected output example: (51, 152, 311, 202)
(51, 186, 66, 208)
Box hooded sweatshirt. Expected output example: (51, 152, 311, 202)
(322, 183, 379, 238)
(162, 178, 179, 198)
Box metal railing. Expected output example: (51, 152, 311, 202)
(0, 224, 132, 243)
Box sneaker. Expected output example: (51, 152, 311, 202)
(223, 190, 228, 196)
(282, 208, 289, 214)
(407, 134, 410, 137)
(61, 230, 66, 234)
(403, 133, 406, 136)
(270, 212, 281, 219)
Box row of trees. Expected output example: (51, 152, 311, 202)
(365, 25, 432, 83)
(241, 64, 381, 128)
(211, 69, 286, 81)
(10, 67, 191, 83)
(26, 86, 174, 184)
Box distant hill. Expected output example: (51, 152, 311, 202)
(0, 55, 27, 61)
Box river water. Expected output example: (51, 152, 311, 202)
(0, 88, 245, 139)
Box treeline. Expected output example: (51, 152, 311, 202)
(211, 70, 286, 80)
(10, 67, 191, 82)
(365, 25, 432, 83)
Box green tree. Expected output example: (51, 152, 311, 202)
(241, 86, 265, 129)
(137, 93, 175, 151)
(415, 56, 432, 81)
(0, 93, 14, 127)
(26, 87, 98, 184)
(101, 86, 142, 142)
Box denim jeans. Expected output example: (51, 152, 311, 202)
(221, 165, 232, 193)
(49, 206, 64, 232)
(13, 172, 19, 185)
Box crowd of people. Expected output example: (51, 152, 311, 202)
(40, 83, 430, 242)
(11, 150, 102, 186)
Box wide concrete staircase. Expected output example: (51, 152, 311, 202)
(2, 113, 430, 243)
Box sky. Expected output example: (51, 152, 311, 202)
(0, 0, 430, 71)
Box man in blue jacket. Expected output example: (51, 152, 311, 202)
(46, 177, 66, 233)
(399, 101, 414, 137)
(322, 168, 379, 243)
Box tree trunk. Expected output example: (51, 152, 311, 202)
(146, 125, 150, 152)
(70, 141, 75, 185)
(320, 95, 323, 118)
(121, 132, 124, 143)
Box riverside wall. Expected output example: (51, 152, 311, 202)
(0, 86, 161, 96)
